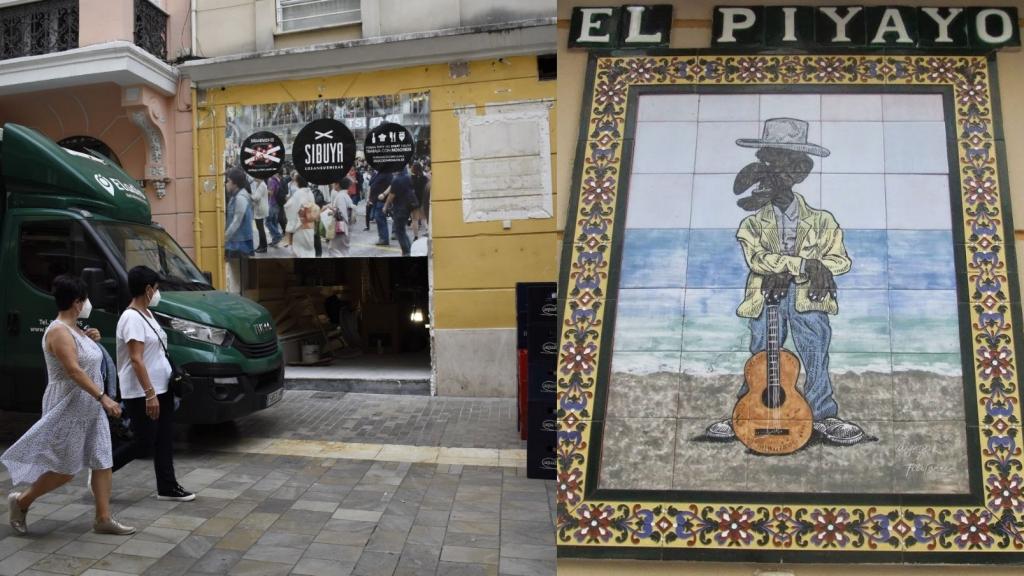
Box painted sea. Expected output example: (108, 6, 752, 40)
(613, 228, 964, 375)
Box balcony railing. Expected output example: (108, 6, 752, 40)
(0, 0, 78, 61)
(134, 0, 167, 61)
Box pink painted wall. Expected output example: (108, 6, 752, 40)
(79, 0, 193, 61)
(0, 83, 195, 256)
(78, 0, 133, 46)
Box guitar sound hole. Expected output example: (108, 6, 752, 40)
(760, 386, 787, 408)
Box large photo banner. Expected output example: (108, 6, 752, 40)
(223, 92, 431, 259)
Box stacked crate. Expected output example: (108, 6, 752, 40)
(516, 282, 558, 480)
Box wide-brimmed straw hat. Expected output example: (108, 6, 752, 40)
(736, 117, 830, 157)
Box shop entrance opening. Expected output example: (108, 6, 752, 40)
(240, 256, 431, 394)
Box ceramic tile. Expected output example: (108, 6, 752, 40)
(681, 288, 749, 352)
(794, 172, 822, 205)
(599, 418, 677, 490)
(889, 290, 961, 354)
(745, 438, 825, 493)
(821, 94, 883, 121)
(685, 229, 748, 289)
(759, 94, 821, 122)
(694, 122, 762, 174)
(678, 352, 748, 421)
(610, 350, 682, 376)
(820, 122, 885, 173)
(836, 229, 888, 290)
(690, 173, 756, 229)
(884, 174, 952, 230)
(724, 122, 825, 175)
(882, 94, 945, 122)
(631, 122, 698, 174)
(829, 353, 894, 422)
(892, 354, 965, 421)
(619, 229, 689, 289)
(624, 173, 693, 229)
(638, 94, 700, 122)
(698, 94, 760, 121)
(887, 230, 956, 290)
(883, 122, 951, 174)
(820, 173, 886, 229)
(892, 421, 970, 494)
(606, 352, 682, 419)
(828, 289, 891, 353)
(612, 289, 685, 352)
(818, 420, 896, 493)
(672, 419, 747, 492)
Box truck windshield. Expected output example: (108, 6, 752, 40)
(93, 222, 213, 292)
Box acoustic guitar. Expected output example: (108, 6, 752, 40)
(731, 301, 814, 455)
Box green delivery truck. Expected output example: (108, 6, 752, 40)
(0, 123, 283, 423)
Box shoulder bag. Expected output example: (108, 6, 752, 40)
(131, 309, 194, 398)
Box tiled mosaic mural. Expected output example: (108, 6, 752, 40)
(557, 54, 1022, 561)
(603, 92, 967, 494)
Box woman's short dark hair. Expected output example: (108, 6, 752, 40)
(53, 274, 87, 311)
(294, 173, 308, 188)
(128, 266, 160, 298)
(225, 167, 249, 194)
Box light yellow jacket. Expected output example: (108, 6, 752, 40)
(735, 193, 851, 318)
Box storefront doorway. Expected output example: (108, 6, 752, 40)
(239, 256, 431, 393)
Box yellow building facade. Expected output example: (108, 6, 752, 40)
(190, 55, 558, 395)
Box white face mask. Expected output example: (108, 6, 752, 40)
(148, 289, 161, 308)
(78, 299, 93, 319)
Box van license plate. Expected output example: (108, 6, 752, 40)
(264, 389, 283, 407)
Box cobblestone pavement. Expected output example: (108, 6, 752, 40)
(225, 392, 525, 450)
(0, 393, 554, 576)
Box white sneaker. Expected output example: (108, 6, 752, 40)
(8, 492, 27, 535)
(93, 516, 136, 535)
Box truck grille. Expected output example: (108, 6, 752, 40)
(232, 338, 279, 359)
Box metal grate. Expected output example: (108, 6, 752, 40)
(233, 337, 279, 359)
(0, 0, 78, 61)
(133, 0, 167, 61)
(278, 0, 360, 33)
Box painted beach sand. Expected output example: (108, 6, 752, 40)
(600, 357, 969, 495)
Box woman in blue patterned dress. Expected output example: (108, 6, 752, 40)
(2, 275, 135, 535)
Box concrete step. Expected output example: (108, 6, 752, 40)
(284, 377, 430, 395)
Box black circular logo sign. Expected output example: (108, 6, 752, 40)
(364, 122, 415, 173)
(240, 131, 284, 179)
(291, 119, 356, 185)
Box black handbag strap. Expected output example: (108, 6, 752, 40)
(131, 308, 171, 359)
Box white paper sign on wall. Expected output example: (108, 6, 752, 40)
(457, 100, 554, 223)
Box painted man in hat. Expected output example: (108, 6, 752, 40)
(705, 117, 867, 446)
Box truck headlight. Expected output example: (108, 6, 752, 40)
(168, 317, 231, 346)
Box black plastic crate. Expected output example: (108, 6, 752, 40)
(526, 401, 557, 480)
(516, 282, 558, 324)
(526, 323, 560, 366)
(528, 364, 557, 403)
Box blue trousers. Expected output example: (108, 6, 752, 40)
(738, 288, 839, 420)
(373, 203, 389, 244)
(267, 204, 283, 243)
(392, 211, 411, 256)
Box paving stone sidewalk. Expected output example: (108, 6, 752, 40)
(0, 393, 555, 576)
(223, 392, 525, 450)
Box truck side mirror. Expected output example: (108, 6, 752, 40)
(202, 271, 213, 285)
(81, 267, 117, 310)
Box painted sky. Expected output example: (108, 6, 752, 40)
(610, 93, 963, 378)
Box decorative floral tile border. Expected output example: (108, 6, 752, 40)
(557, 53, 1023, 561)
